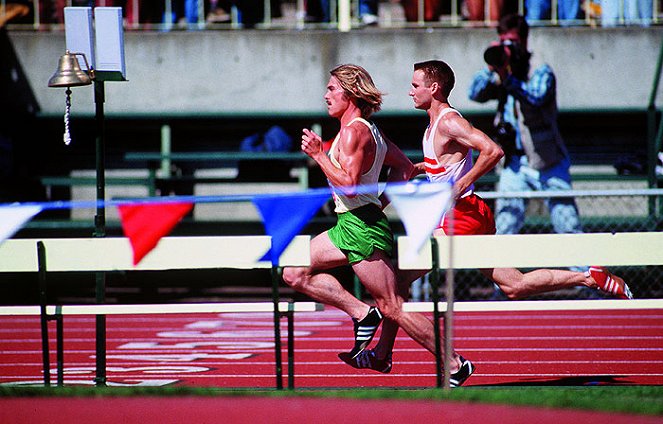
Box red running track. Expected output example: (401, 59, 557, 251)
(3, 396, 663, 424)
(0, 307, 662, 388)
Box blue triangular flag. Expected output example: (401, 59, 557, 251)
(253, 190, 330, 265)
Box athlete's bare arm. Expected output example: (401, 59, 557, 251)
(301, 124, 372, 196)
(436, 113, 504, 197)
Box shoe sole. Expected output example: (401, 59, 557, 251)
(338, 352, 392, 374)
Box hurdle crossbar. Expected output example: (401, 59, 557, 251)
(0, 235, 315, 390)
(398, 232, 663, 270)
(0, 302, 322, 315)
(403, 299, 663, 312)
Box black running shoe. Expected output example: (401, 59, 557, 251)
(449, 355, 475, 387)
(348, 307, 383, 359)
(338, 349, 392, 374)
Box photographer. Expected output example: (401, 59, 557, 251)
(468, 14, 587, 280)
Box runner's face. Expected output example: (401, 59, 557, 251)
(324, 76, 351, 118)
(409, 69, 433, 110)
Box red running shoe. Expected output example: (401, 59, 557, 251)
(588, 266, 634, 299)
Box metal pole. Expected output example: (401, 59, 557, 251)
(164, 0, 173, 30)
(93, 79, 107, 387)
(647, 37, 663, 220)
(271, 266, 283, 389)
(160, 124, 172, 177)
(338, 0, 351, 31)
(132, 0, 139, 29)
(430, 237, 442, 388)
(32, 0, 40, 30)
(37, 241, 51, 387)
(287, 302, 295, 389)
(443, 232, 455, 390)
(56, 314, 64, 386)
(647, 38, 663, 189)
(263, 0, 271, 26)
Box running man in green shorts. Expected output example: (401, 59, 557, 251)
(283, 65, 471, 377)
(282, 63, 413, 358)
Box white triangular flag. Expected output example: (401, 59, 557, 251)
(0, 205, 43, 244)
(385, 180, 454, 261)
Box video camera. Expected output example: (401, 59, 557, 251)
(483, 40, 521, 68)
(483, 40, 531, 80)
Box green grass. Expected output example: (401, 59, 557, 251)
(1, 386, 662, 416)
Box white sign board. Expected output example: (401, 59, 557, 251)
(64, 7, 94, 70)
(94, 7, 126, 79)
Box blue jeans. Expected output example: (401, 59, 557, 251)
(526, 0, 579, 23)
(359, 0, 379, 16)
(495, 156, 583, 236)
(496, 156, 586, 275)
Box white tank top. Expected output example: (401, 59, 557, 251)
(329, 117, 387, 213)
(422, 108, 474, 197)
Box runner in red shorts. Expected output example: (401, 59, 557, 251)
(339, 60, 633, 383)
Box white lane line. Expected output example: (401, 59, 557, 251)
(3, 312, 659, 324)
(3, 334, 663, 344)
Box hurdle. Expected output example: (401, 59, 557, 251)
(0, 235, 321, 389)
(398, 232, 663, 389)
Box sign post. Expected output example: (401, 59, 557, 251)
(63, 5, 127, 387)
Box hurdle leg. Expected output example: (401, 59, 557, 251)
(39, 305, 51, 387)
(94, 274, 107, 387)
(55, 311, 64, 386)
(443, 236, 455, 391)
(271, 266, 283, 390)
(37, 241, 51, 387)
(286, 302, 295, 390)
(430, 237, 443, 388)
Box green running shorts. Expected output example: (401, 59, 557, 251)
(327, 203, 394, 264)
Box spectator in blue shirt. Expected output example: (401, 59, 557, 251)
(468, 14, 587, 284)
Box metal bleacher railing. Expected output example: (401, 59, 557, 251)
(4, 0, 661, 30)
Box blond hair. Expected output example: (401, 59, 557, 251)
(330, 64, 383, 118)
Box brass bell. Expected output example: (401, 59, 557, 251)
(48, 50, 94, 88)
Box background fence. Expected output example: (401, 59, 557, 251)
(4, 0, 662, 30)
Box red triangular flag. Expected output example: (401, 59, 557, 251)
(118, 202, 193, 265)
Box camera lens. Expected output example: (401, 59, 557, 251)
(484, 45, 507, 68)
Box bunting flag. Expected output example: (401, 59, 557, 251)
(118, 202, 193, 265)
(253, 190, 330, 265)
(385, 180, 454, 260)
(0, 205, 42, 244)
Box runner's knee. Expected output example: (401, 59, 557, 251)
(498, 285, 524, 300)
(486, 269, 526, 300)
(374, 297, 404, 322)
(282, 267, 308, 290)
